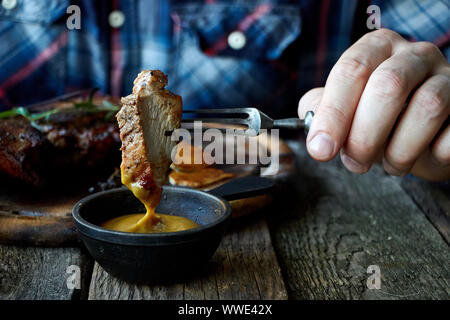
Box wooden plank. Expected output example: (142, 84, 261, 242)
(267, 141, 450, 300)
(0, 178, 96, 246)
(88, 217, 288, 300)
(400, 177, 449, 243)
(0, 245, 93, 300)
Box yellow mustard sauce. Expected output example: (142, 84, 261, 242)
(101, 167, 199, 233)
(101, 213, 200, 233)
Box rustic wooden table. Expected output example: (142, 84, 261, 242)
(1, 141, 448, 300)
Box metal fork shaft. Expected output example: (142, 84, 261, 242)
(273, 118, 304, 130)
(180, 118, 249, 126)
(272, 111, 314, 133)
(167, 109, 314, 136)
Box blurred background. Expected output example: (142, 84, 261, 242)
(0, 0, 448, 117)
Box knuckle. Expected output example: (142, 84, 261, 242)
(369, 68, 407, 99)
(384, 148, 414, 170)
(332, 57, 372, 83)
(414, 87, 448, 119)
(432, 144, 450, 166)
(382, 160, 408, 176)
(345, 135, 376, 161)
(412, 41, 441, 59)
(318, 101, 349, 125)
(357, 32, 392, 54)
(369, 28, 399, 42)
(438, 155, 450, 166)
(432, 152, 450, 166)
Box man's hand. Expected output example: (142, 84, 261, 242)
(298, 29, 450, 181)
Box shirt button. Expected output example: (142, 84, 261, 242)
(227, 31, 246, 50)
(109, 10, 125, 28)
(2, 0, 17, 10)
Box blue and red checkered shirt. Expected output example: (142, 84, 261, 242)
(0, 0, 448, 117)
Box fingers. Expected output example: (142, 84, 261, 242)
(431, 122, 450, 166)
(301, 29, 448, 180)
(409, 146, 450, 182)
(383, 74, 450, 176)
(298, 87, 324, 118)
(341, 45, 437, 173)
(307, 29, 398, 161)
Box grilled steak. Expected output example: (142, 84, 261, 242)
(0, 117, 49, 186)
(116, 70, 182, 207)
(0, 98, 121, 186)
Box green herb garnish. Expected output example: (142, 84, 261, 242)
(0, 91, 120, 130)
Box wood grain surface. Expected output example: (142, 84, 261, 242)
(88, 218, 288, 300)
(0, 183, 94, 246)
(401, 177, 449, 244)
(267, 141, 450, 300)
(1, 140, 449, 300)
(0, 244, 92, 300)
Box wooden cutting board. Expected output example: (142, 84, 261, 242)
(0, 132, 297, 246)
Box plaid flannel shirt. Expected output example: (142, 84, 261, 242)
(0, 0, 448, 117)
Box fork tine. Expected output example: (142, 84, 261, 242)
(175, 108, 263, 136)
(165, 127, 248, 137)
(181, 118, 250, 126)
(183, 108, 255, 115)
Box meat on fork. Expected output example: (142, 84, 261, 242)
(116, 70, 182, 219)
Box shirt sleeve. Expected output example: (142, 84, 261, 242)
(374, 0, 449, 60)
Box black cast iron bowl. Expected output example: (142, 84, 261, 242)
(72, 176, 273, 284)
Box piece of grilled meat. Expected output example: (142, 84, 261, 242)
(117, 70, 182, 204)
(0, 98, 121, 186)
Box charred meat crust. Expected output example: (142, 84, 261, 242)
(116, 70, 182, 192)
(116, 98, 159, 193)
(0, 98, 121, 186)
